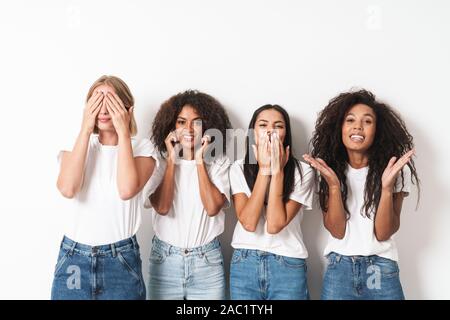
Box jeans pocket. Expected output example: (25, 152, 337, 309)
(373, 257, 399, 278)
(117, 250, 142, 281)
(203, 249, 224, 267)
(149, 247, 167, 264)
(54, 248, 70, 276)
(281, 256, 306, 269)
(231, 249, 244, 264)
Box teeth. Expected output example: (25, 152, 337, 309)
(350, 135, 364, 142)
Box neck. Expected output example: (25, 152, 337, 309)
(98, 130, 118, 146)
(347, 150, 369, 169)
(182, 147, 194, 160)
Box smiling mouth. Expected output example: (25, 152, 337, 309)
(350, 134, 364, 142)
(98, 118, 110, 123)
(182, 135, 194, 142)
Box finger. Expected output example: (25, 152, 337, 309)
(252, 145, 258, 162)
(111, 92, 127, 111)
(106, 93, 123, 113)
(316, 158, 332, 170)
(89, 93, 103, 110)
(386, 156, 397, 170)
(90, 96, 103, 113)
(106, 95, 120, 114)
(87, 90, 101, 105)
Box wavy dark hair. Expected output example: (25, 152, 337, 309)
(151, 90, 232, 156)
(310, 89, 420, 218)
(244, 104, 302, 203)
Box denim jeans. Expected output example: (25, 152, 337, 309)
(321, 252, 405, 300)
(230, 249, 309, 300)
(148, 236, 226, 300)
(51, 235, 146, 300)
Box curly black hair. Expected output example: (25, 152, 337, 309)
(310, 89, 420, 218)
(151, 90, 232, 156)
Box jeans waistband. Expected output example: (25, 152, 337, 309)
(235, 248, 304, 259)
(152, 236, 220, 256)
(328, 252, 393, 264)
(61, 235, 139, 257)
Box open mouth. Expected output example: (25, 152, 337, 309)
(350, 134, 364, 142)
(182, 134, 195, 142)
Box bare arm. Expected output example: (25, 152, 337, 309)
(56, 91, 104, 198)
(303, 154, 346, 239)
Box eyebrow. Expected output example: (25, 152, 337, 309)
(177, 117, 202, 120)
(257, 119, 285, 124)
(347, 113, 375, 119)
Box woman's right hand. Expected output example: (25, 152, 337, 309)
(81, 90, 104, 134)
(253, 132, 271, 175)
(303, 154, 340, 189)
(165, 129, 181, 162)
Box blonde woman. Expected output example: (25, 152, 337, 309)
(51, 75, 157, 300)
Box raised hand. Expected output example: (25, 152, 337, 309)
(195, 135, 211, 164)
(165, 129, 182, 162)
(270, 132, 289, 175)
(381, 149, 415, 191)
(82, 90, 104, 134)
(252, 132, 271, 175)
(303, 154, 340, 189)
(105, 92, 132, 136)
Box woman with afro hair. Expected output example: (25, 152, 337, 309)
(303, 89, 420, 300)
(143, 90, 232, 300)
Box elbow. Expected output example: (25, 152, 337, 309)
(325, 224, 346, 239)
(57, 182, 76, 199)
(118, 185, 140, 201)
(205, 206, 221, 217)
(242, 222, 257, 233)
(154, 204, 170, 215)
(374, 230, 392, 242)
(267, 223, 284, 235)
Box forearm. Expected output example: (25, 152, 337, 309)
(374, 189, 398, 241)
(57, 129, 91, 197)
(324, 186, 347, 239)
(150, 160, 175, 215)
(197, 162, 225, 216)
(238, 172, 270, 231)
(266, 173, 287, 231)
(116, 133, 139, 200)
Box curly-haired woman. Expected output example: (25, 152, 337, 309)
(303, 89, 420, 300)
(144, 90, 232, 300)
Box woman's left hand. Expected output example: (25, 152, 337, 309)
(195, 135, 211, 164)
(270, 132, 289, 175)
(381, 149, 415, 191)
(105, 92, 132, 137)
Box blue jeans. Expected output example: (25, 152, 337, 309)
(148, 236, 226, 300)
(51, 235, 146, 300)
(321, 252, 405, 300)
(230, 249, 309, 300)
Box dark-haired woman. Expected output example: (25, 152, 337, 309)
(303, 89, 420, 300)
(229, 105, 314, 300)
(144, 90, 232, 300)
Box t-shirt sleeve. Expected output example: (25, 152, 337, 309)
(142, 157, 166, 209)
(394, 164, 412, 197)
(229, 161, 250, 197)
(209, 156, 232, 209)
(288, 161, 315, 210)
(132, 138, 159, 164)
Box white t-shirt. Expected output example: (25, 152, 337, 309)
(143, 156, 231, 248)
(229, 159, 315, 259)
(58, 135, 157, 246)
(323, 164, 411, 261)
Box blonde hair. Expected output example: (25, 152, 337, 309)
(86, 75, 137, 136)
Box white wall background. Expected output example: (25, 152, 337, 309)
(1, 0, 449, 299)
